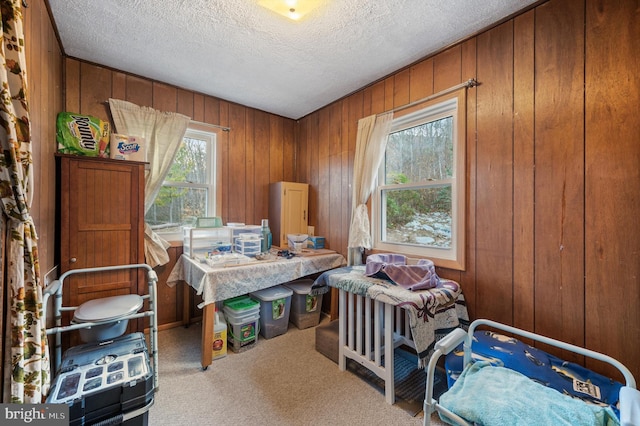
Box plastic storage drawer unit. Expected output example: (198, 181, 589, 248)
(250, 286, 293, 339)
(284, 279, 323, 329)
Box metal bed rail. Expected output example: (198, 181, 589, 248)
(423, 318, 637, 426)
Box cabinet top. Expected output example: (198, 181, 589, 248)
(55, 152, 149, 166)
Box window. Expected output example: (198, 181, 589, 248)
(373, 89, 466, 270)
(145, 125, 219, 238)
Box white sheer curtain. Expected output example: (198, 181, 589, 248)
(108, 99, 191, 267)
(347, 112, 393, 265)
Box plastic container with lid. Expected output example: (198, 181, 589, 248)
(223, 296, 260, 352)
(284, 279, 323, 329)
(250, 285, 293, 339)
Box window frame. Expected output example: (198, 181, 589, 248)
(151, 122, 222, 241)
(372, 88, 466, 270)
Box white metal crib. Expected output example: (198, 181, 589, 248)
(43, 263, 159, 391)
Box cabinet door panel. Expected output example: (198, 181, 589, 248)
(269, 182, 309, 246)
(283, 185, 308, 235)
(57, 155, 144, 347)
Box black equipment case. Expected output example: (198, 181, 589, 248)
(46, 332, 154, 426)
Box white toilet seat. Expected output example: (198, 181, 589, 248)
(73, 294, 143, 323)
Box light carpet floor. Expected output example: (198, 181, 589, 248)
(147, 318, 447, 425)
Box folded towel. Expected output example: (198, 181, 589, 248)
(439, 361, 620, 426)
(620, 386, 640, 426)
(365, 253, 440, 291)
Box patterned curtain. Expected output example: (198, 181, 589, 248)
(0, 0, 50, 402)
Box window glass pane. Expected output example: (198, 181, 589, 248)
(383, 185, 452, 248)
(385, 116, 453, 184)
(145, 186, 208, 232)
(166, 137, 208, 184)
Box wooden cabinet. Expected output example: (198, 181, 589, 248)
(56, 154, 145, 343)
(269, 182, 309, 247)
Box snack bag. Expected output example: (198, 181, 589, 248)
(56, 112, 110, 157)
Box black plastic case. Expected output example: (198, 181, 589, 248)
(47, 332, 153, 426)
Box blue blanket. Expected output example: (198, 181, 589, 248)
(439, 361, 619, 426)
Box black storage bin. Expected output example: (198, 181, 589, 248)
(47, 332, 154, 426)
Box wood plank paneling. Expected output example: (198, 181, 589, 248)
(152, 82, 178, 112)
(228, 103, 247, 223)
(512, 10, 536, 333)
(125, 74, 153, 108)
(433, 45, 462, 92)
(283, 118, 296, 183)
(393, 68, 410, 108)
(79, 63, 111, 119)
(254, 110, 271, 224)
(409, 59, 434, 102)
(456, 39, 477, 317)
(176, 89, 194, 117)
(534, 0, 585, 358)
(154, 245, 184, 327)
(294, 0, 639, 381)
(245, 109, 255, 224)
(475, 21, 515, 325)
(585, 0, 640, 380)
(218, 101, 230, 221)
(24, 0, 62, 290)
(27, 0, 639, 382)
(328, 102, 342, 251)
(316, 108, 331, 242)
(269, 115, 284, 183)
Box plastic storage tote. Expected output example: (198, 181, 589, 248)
(223, 296, 260, 352)
(284, 279, 323, 329)
(250, 285, 293, 339)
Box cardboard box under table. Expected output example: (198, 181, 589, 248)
(46, 332, 153, 426)
(284, 279, 323, 329)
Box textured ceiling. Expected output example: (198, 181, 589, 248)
(48, 0, 537, 120)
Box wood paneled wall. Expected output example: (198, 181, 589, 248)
(298, 0, 639, 381)
(63, 58, 298, 228)
(26, 0, 63, 278)
(25, 0, 638, 383)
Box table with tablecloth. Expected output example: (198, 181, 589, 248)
(167, 251, 346, 368)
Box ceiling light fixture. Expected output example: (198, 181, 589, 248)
(258, 0, 324, 21)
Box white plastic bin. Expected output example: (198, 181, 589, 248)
(284, 279, 323, 329)
(250, 286, 293, 339)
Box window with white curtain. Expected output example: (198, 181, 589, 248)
(372, 89, 466, 270)
(145, 126, 219, 238)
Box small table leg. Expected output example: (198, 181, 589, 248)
(182, 281, 191, 327)
(200, 303, 214, 370)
